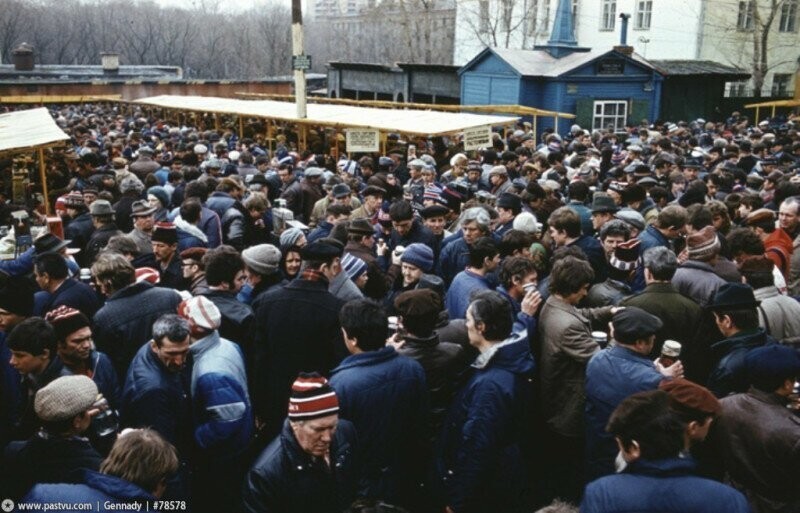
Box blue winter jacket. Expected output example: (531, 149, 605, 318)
(33, 278, 103, 318)
(121, 343, 192, 457)
(581, 457, 752, 513)
(189, 331, 253, 460)
(707, 328, 777, 398)
(436, 332, 536, 513)
(330, 346, 428, 502)
(445, 269, 492, 320)
(584, 346, 664, 481)
(438, 236, 470, 286)
(23, 470, 155, 512)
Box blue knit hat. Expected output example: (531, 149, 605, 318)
(341, 253, 368, 281)
(400, 243, 434, 273)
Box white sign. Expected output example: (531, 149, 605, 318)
(463, 125, 493, 151)
(345, 129, 380, 153)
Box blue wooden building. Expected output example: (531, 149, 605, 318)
(458, 0, 663, 137)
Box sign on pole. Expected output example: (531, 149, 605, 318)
(292, 55, 312, 71)
(346, 129, 380, 153)
(463, 125, 493, 151)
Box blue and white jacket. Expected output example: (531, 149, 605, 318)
(189, 331, 253, 460)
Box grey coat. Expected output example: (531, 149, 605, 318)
(672, 259, 728, 307)
(753, 286, 800, 345)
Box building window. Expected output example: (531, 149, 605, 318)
(780, 0, 798, 32)
(593, 100, 627, 132)
(634, 1, 652, 29)
(601, 0, 616, 30)
(772, 74, 792, 96)
(737, 1, 754, 30)
(725, 81, 750, 97)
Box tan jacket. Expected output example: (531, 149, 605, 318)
(537, 295, 613, 437)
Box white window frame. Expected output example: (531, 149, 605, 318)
(600, 0, 616, 31)
(634, 0, 652, 29)
(737, 1, 754, 30)
(780, 0, 798, 32)
(593, 100, 628, 132)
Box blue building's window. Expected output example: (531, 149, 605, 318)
(593, 100, 627, 132)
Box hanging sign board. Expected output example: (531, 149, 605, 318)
(345, 129, 380, 152)
(463, 125, 493, 151)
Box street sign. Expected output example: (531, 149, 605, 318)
(463, 124, 493, 151)
(345, 129, 380, 153)
(292, 55, 312, 71)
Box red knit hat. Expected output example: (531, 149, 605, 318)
(287, 373, 339, 421)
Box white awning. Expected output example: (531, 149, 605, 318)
(0, 107, 70, 154)
(134, 95, 519, 136)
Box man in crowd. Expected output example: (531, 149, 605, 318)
(242, 373, 358, 513)
(548, 206, 607, 283)
(710, 344, 800, 513)
(253, 240, 345, 440)
(179, 297, 252, 513)
(32, 253, 101, 317)
(331, 298, 427, 506)
(445, 237, 500, 320)
(45, 305, 119, 408)
(92, 253, 182, 377)
(128, 199, 156, 256)
(199, 245, 252, 349)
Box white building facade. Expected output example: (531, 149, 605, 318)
(454, 0, 800, 96)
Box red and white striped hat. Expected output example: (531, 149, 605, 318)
(135, 267, 160, 285)
(287, 373, 339, 421)
(178, 296, 221, 331)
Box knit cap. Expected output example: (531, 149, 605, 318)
(64, 191, 85, 209)
(609, 239, 641, 271)
(280, 227, 305, 248)
(44, 305, 91, 342)
(287, 372, 339, 421)
(135, 267, 161, 284)
(242, 244, 282, 276)
(341, 253, 368, 281)
(400, 243, 434, 272)
(686, 226, 720, 261)
(178, 296, 221, 331)
(512, 212, 539, 234)
(35, 375, 98, 422)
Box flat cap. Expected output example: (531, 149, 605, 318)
(301, 240, 343, 260)
(745, 345, 800, 386)
(612, 306, 663, 345)
(35, 375, 98, 422)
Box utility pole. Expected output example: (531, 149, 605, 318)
(292, 0, 307, 119)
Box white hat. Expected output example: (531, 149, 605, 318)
(194, 144, 208, 154)
(178, 296, 221, 331)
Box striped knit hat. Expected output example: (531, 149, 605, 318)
(341, 253, 368, 281)
(287, 373, 339, 421)
(686, 226, 720, 262)
(45, 305, 91, 342)
(178, 296, 221, 332)
(609, 239, 641, 272)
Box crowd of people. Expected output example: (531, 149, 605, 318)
(0, 103, 799, 513)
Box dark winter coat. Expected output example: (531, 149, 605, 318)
(252, 278, 345, 440)
(712, 387, 800, 513)
(581, 457, 750, 513)
(707, 328, 777, 398)
(329, 346, 428, 502)
(2, 432, 102, 500)
(435, 333, 535, 513)
(84, 223, 122, 264)
(23, 469, 156, 512)
(93, 281, 181, 378)
(121, 342, 192, 456)
(199, 289, 254, 350)
(60, 350, 120, 410)
(241, 419, 359, 513)
(33, 278, 102, 318)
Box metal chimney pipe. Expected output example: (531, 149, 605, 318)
(619, 13, 631, 46)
